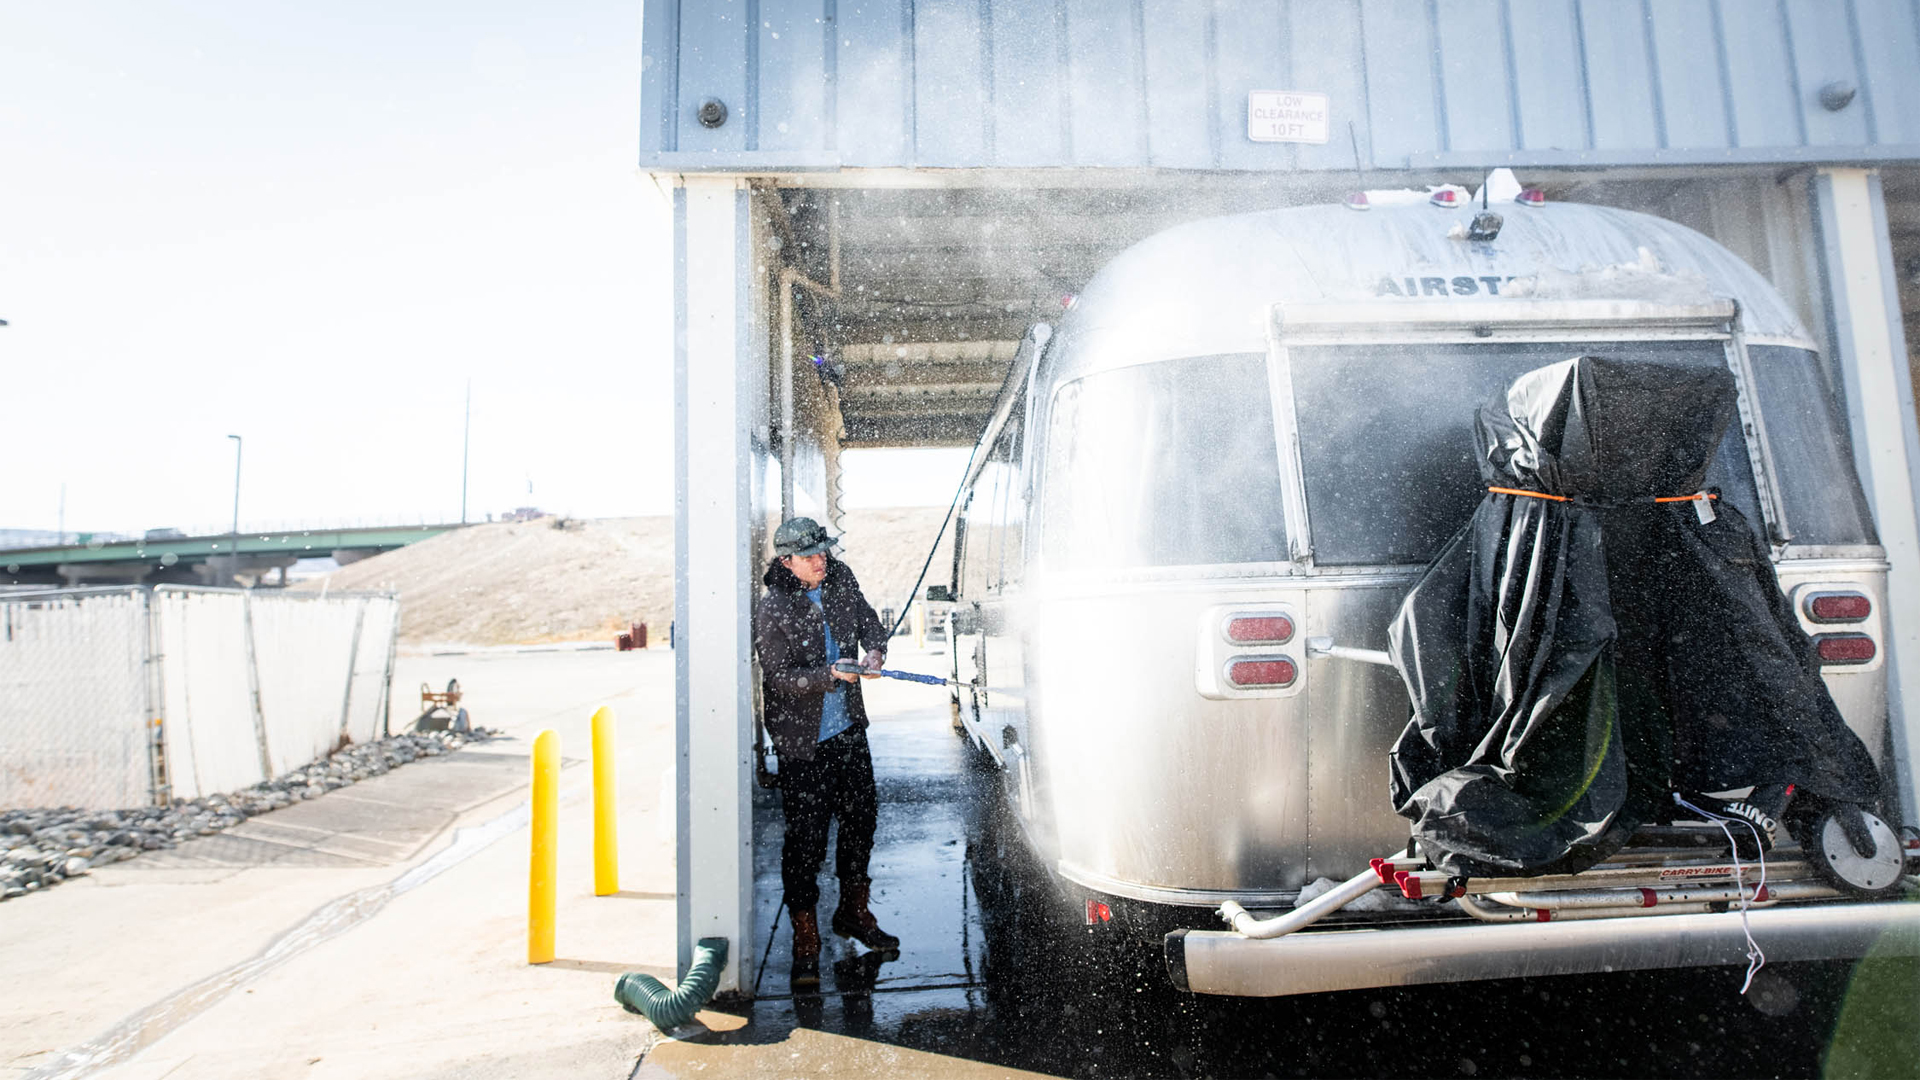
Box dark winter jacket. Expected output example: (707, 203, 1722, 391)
(753, 557, 889, 763)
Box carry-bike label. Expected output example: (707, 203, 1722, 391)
(1657, 865, 1744, 880)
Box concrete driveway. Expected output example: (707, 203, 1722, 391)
(2, 647, 674, 1080)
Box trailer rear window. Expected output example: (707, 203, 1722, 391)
(1288, 340, 1767, 566)
(1041, 354, 1288, 569)
(1745, 345, 1876, 546)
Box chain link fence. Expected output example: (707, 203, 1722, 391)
(0, 588, 151, 809)
(0, 585, 399, 810)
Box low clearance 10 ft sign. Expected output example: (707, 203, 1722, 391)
(1248, 91, 1329, 144)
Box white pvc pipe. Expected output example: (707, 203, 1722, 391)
(1220, 866, 1384, 939)
(1304, 637, 1395, 668)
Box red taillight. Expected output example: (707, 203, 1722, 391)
(1814, 633, 1877, 665)
(1430, 188, 1463, 208)
(1227, 657, 1297, 688)
(1226, 615, 1294, 644)
(1084, 899, 1112, 925)
(1515, 188, 1546, 207)
(1806, 592, 1872, 623)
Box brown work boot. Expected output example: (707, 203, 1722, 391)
(831, 879, 900, 952)
(789, 907, 820, 988)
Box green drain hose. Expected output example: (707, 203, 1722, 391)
(614, 937, 729, 1031)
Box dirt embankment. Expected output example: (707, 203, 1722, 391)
(296, 509, 953, 647)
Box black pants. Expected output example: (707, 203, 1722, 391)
(780, 727, 877, 911)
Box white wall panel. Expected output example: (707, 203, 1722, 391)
(155, 590, 264, 799)
(344, 597, 400, 744)
(249, 594, 362, 776)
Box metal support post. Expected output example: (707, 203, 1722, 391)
(336, 598, 368, 746)
(673, 175, 758, 993)
(240, 591, 275, 781)
(1811, 168, 1920, 823)
(376, 595, 398, 739)
(777, 260, 840, 523)
(140, 586, 172, 807)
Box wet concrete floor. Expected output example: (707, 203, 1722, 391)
(703, 699, 1920, 1078)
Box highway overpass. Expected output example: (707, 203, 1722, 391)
(0, 524, 461, 587)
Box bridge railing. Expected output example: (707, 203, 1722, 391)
(170, 514, 466, 538)
(0, 516, 468, 553)
(0, 585, 400, 810)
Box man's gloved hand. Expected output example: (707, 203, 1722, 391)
(861, 649, 885, 678)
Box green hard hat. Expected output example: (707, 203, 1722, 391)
(772, 516, 838, 557)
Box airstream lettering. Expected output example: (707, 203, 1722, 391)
(940, 198, 1920, 998)
(1377, 275, 1514, 296)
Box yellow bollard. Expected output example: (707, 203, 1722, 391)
(590, 705, 619, 896)
(528, 728, 559, 964)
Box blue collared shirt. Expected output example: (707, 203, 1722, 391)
(807, 587, 853, 743)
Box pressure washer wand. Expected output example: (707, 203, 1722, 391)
(833, 660, 953, 686)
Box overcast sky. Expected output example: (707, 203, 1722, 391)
(1, 3, 963, 537)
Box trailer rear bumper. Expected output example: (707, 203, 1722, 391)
(1166, 901, 1920, 997)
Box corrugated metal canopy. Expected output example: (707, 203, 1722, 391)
(780, 178, 1366, 446)
(836, 340, 1018, 446)
(644, 0, 1920, 174)
(792, 170, 1882, 448)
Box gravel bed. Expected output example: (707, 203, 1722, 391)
(1, 728, 500, 902)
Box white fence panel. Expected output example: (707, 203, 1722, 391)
(1, 586, 398, 809)
(155, 589, 266, 799)
(249, 594, 362, 775)
(0, 590, 150, 809)
(343, 596, 399, 744)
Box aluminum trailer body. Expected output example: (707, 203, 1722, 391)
(941, 196, 1917, 996)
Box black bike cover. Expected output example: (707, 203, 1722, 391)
(1386, 355, 1881, 878)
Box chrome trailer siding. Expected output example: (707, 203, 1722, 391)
(1027, 573, 1417, 905)
(1022, 556, 1894, 908)
(1298, 575, 1423, 879)
(1776, 555, 1893, 768)
(979, 201, 1894, 920)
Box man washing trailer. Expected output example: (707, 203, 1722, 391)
(753, 516, 901, 987)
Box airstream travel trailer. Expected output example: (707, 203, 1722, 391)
(940, 195, 1920, 997)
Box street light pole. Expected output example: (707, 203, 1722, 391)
(461, 378, 471, 524)
(227, 434, 243, 535)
